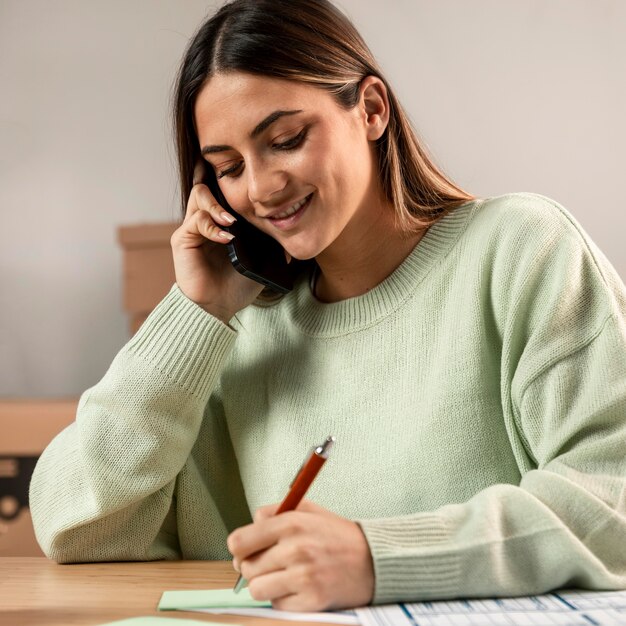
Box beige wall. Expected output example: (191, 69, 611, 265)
(1, 1, 624, 397)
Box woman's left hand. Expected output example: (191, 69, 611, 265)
(227, 499, 375, 611)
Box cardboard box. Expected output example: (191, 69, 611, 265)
(117, 222, 178, 334)
(0, 398, 78, 556)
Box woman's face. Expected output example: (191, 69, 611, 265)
(194, 72, 385, 261)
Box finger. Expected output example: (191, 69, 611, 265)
(265, 564, 333, 612)
(292, 499, 335, 516)
(228, 514, 292, 562)
(193, 160, 206, 186)
(229, 506, 333, 562)
(185, 184, 235, 230)
(238, 535, 294, 582)
(186, 161, 210, 219)
(254, 503, 280, 522)
(247, 568, 294, 603)
(246, 554, 333, 611)
(254, 500, 329, 524)
(171, 211, 233, 249)
(239, 529, 333, 591)
(194, 184, 238, 227)
(190, 209, 234, 244)
(184, 183, 205, 220)
(272, 591, 328, 613)
(230, 511, 292, 578)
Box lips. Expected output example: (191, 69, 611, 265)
(270, 193, 314, 219)
(266, 193, 314, 230)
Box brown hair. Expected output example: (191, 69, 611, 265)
(172, 0, 474, 290)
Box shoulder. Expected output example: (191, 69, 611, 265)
(468, 192, 584, 243)
(465, 192, 612, 282)
(463, 192, 624, 327)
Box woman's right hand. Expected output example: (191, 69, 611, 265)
(170, 162, 264, 324)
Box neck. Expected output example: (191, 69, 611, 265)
(313, 205, 426, 303)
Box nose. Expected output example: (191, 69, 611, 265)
(246, 157, 288, 206)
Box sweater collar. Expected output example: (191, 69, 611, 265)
(284, 199, 481, 337)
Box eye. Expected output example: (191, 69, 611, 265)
(216, 161, 243, 179)
(273, 127, 308, 151)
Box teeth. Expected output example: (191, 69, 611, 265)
(274, 194, 310, 219)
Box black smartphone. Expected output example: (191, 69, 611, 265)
(205, 172, 294, 293)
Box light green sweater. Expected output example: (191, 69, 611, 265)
(30, 193, 626, 603)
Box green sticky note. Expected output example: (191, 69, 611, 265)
(101, 618, 230, 626)
(159, 587, 272, 610)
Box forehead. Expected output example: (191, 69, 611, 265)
(194, 72, 334, 143)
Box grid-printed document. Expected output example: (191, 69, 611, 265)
(355, 590, 626, 626)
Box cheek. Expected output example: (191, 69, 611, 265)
(219, 182, 251, 216)
(279, 144, 322, 185)
(313, 127, 363, 189)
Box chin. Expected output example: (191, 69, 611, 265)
(285, 244, 326, 262)
(283, 236, 326, 262)
(289, 250, 317, 262)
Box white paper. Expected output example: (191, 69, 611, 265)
(355, 590, 626, 626)
(190, 607, 359, 624)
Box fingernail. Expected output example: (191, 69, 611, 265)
(219, 231, 235, 241)
(222, 212, 236, 224)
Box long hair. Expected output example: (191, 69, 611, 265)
(172, 0, 474, 294)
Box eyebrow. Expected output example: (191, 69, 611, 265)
(201, 109, 303, 155)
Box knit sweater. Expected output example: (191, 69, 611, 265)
(30, 193, 626, 604)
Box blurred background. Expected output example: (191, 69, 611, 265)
(1, 0, 625, 397)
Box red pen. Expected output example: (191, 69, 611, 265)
(233, 435, 335, 593)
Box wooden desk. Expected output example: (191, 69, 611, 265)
(0, 558, 322, 626)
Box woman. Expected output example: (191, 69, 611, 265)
(30, 0, 626, 611)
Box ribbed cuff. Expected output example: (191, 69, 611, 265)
(358, 513, 462, 603)
(125, 284, 236, 400)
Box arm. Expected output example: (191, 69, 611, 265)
(229, 311, 626, 609)
(226, 196, 626, 608)
(31, 163, 270, 563)
(360, 311, 626, 602)
(29, 285, 237, 562)
(359, 198, 626, 602)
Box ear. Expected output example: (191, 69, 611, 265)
(358, 76, 390, 141)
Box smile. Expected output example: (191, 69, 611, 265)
(267, 193, 314, 231)
(271, 193, 314, 219)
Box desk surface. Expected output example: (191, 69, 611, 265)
(0, 557, 323, 626)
